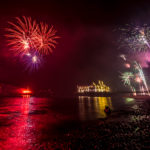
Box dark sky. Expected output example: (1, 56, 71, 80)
(0, 0, 150, 96)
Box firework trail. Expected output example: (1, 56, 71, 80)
(134, 61, 150, 95)
(118, 24, 150, 52)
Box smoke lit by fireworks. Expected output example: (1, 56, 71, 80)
(131, 51, 150, 68)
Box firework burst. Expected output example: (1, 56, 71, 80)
(120, 71, 137, 94)
(118, 24, 150, 52)
(6, 17, 59, 56)
(33, 23, 60, 55)
(5, 16, 38, 56)
(5, 16, 60, 71)
(22, 52, 43, 71)
(120, 72, 134, 86)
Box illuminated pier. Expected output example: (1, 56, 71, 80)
(77, 80, 111, 94)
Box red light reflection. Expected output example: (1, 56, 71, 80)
(0, 97, 31, 149)
(0, 97, 69, 149)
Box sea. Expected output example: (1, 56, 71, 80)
(0, 95, 146, 149)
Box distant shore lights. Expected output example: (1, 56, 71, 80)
(77, 80, 111, 93)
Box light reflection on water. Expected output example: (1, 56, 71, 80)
(0, 97, 30, 149)
(0, 97, 69, 150)
(78, 96, 113, 120)
(0, 96, 139, 149)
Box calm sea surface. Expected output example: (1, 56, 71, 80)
(0, 96, 144, 149)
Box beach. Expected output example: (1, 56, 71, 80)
(36, 98, 150, 150)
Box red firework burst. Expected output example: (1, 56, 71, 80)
(5, 16, 38, 56)
(33, 23, 60, 55)
(5, 16, 59, 58)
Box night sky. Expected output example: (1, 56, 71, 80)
(0, 0, 150, 96)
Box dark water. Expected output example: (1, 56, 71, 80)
(0, 95, 142, 149)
